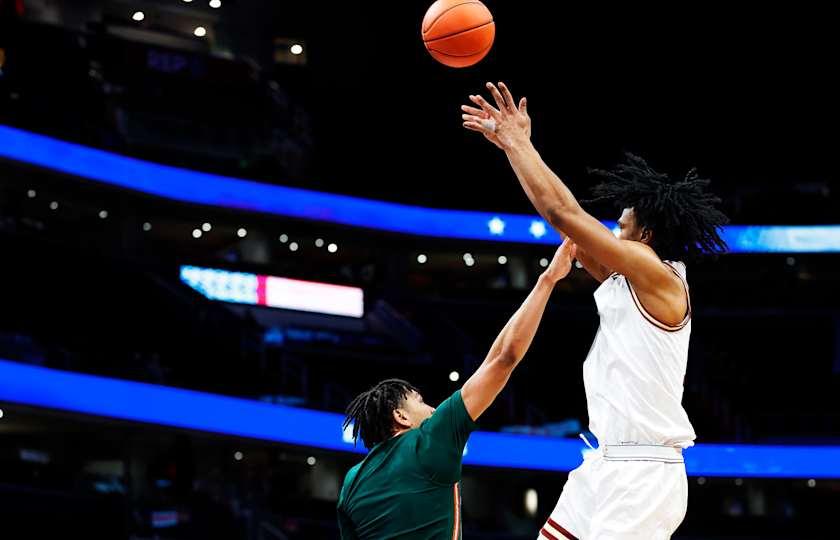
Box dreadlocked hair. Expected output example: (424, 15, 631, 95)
(343, 378, 419, 449)
(585, 153, 729, 262)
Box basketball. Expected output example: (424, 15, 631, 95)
(421, 0, 495, 68)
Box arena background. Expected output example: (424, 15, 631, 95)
(0, 1, 838, 539)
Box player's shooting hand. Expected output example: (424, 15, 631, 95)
(461, 82, 530, 151)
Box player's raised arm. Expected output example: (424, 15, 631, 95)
(571, 242, 612, 283)
(461, 82, 674, 291)
(460, 239, 575, 421)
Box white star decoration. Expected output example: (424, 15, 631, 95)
(529, 220, 547, 239)
(488, 217, 506, 235)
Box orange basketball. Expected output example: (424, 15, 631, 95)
(421, 0, 495, 68)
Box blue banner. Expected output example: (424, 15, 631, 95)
(2, 126, 840, 252)
(1, 359, 837, 478)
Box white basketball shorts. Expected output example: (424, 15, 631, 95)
(539, 445, 689, 540)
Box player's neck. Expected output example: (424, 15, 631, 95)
(391, 427, 411, 439)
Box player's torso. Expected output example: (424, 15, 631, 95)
(582, 262, 696, 447)
(341, 432, 462, 539)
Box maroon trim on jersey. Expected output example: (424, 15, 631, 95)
(451, 483, 460, 540)
(625, 262, 691, 332)
(664, 261, 693, 318)
(543, 518, 578, 540)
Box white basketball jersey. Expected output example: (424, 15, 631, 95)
(583, 261, 697, 448)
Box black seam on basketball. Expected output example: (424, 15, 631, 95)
(427, 35, 494, 57)
(422, 1, 481, 35)
(423, 18, 494, 44)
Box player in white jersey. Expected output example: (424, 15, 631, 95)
(461, 82, 728, 539)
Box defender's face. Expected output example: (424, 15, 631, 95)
(399, 390, 436, 429)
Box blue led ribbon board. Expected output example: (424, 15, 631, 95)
(2, 126, 840, 252)
(1, 359, 838, 478)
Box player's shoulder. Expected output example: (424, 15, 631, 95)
(664, 259, 687, 274)
(338, 462, 364, 506)
(620, 241, 686, 285)
(341, 462, 363, 489)
(418, 390, 462, 427)
(620, 238, 665, 265)
(435, 389, 464, 412)
(345, 461, 364, 483)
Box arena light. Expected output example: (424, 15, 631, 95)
(194, 26, 207, 38)
(142, 222, 152, 232)
(524, 489, 538, 517)
(132, 11, 144, 22)
(180, 265, 364, 318)
(209, 0, 222, 8)
(290, 44, 304, 55)
(202, 222, 212, 232)
(417, 254, 428, 264)
(289, 242, 299, 251)
(2, 126, 840, 253)
(27, 189, 36, 198)
(237, 227, 247, 238)
(1, 358, 839, 477)
(98, 210, 108, 219)
(327, 243, 338, 253)
(49, 201, 58, 210)
(192, 228, 202, 238)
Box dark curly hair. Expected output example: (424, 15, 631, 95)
(585, 153, 729, 261)
(343, 379, 419, 449)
